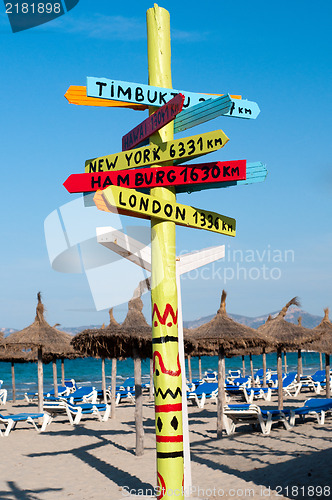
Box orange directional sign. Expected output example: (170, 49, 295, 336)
(94, 185, 236, 237)
(64, 161, 246, 193)
(85, 129, 229, 173)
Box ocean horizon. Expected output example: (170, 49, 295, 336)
(0, 351, 323, 399)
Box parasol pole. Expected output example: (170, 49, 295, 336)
(101, 357, 107, 403)
(187, 355, 192, 384)
(242, 355, 245, 377)
(111, 357, 117, 419)
(149, 358, 154, 400)
(147, 4, 184, 496)
(11, 361, 16, 402)
(37, 347, 43, 413)
(325, 354, 331, 398)
(262, 348, 267, 388)
(277, 347, 283, 410)
(198, 356, 202, 380)
(217, 345, 226, 438)
(52, 359, 58, 397)
(249, 353, 255, 387)
(61, 358, 65, 386)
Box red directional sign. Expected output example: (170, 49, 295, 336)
(122, 93, 185, 151)
(63, 160, 246, 193)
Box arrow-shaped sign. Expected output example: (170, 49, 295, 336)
(122, 93, 185, 151)
(85, 129, 229, 173)
(86, 77, 259, 119)
(94, 185, 236, 237)
(64, 160, 246, 193)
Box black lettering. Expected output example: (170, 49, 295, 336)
(135, 87, 144, 102)
(231, 167, 239, 176)
(153, 147, 161, 161)
(144, 172, 153, 185)
(91, 176, 101, 189)
(222, 221, 227, 230)
(118, 85, 132, 100)
(143, 149, 151, 163)
(105, 157, 118, 170)
(207, 139, 213, 149)
(183, 96, 191, 108)
(164, 204, 173, 217)
(129, 194, 137, 208)
(98, 159, 104, 172)
(119, 192, 126, 207)
(156, 170, 165, 184)
(214, 137, 222, 147)
(88, 160, 97, 173)
(238, 107, 243, 114)
(147, 90, 158, 103)
(167, 170, 176, 183)
(175, 206, 186, 221)
(102, 176, 113, 188)
(159, 92, 167, 105)
(152, 200, 161, 214)
(135, 173, 144, 186)
(228, 224, 233, 232)
(117, 174, 129, 186)
(96, 81, 107, 97)
(245, 108, 252, 115)
(125, 152, 133, 167)
(139, 196, 149, 212)
(134, 150, 142, 165)
(229, 101, 235, 115)
(223, 166, 230, 177)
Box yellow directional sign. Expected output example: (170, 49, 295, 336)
(94, 185, 236, 237)
(85, 129, 229, 173)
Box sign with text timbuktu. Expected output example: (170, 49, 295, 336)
(122, 93, 185, 151)
(65, 161, 246, 193)
(94, 185, 236, 237)
(85, 129, 229, 173)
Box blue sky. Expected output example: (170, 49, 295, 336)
(0, 0, 331, 329)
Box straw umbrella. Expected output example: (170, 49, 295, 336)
(72, 297, 152, 456)
(308, 308, 332, 398)
(258, 297, 319, 409)
(185, 290, 271, 438)
(4, 292, 77, 412)
(0, 346, 37, 402)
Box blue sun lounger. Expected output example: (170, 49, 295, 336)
(0, 411, 51, 437)
(0, 380, 7, 405)
(289, 398, 332, 425)
(187, 382, 219, 408)
(223, 403, 292, 435)
(43, 399, 110, 425)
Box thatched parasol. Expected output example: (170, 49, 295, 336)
(4, 292, 77, 411)
(0, 346, 36, 402)
(72, 297, 152, 456)
(258, 297, 319, 409)
(308, 308, 332, 397)
(185, 290, 272, 437)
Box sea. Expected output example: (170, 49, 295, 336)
(0, 351, 323, 399)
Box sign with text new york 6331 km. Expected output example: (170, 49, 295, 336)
(85, 129, 229, 173)
(94, 185, 236, 237)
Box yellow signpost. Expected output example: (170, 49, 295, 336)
(85, 129, 229, 173)
(94, 185, 236, 236)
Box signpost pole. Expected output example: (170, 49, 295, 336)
(147, 5, 184, 499)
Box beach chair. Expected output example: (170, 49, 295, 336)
(25, 385, 69, 403)
(202, 371, 217, 383)
(0, 411, 51, 437)
(280, 372, 302, 397)
(223, 403, 292, 435)
(60, 386, 98, 404)
(243, 387, 272, 403)
(187, 382, 219, 408)
(115, 388, 135, 404)
(64, 379, 78, 393)
(228, 370, 241, 381)
(43, 399, 110, 425)
(305, 371, 331, 395)
(0, 381, 7, 405)
(289, 398, 332, 425)
(254, 369, 272, 385)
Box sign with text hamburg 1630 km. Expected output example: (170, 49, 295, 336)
(94, 185, 236, 237)
(85, 129, 229, 173)
(65, 161, 246, 193)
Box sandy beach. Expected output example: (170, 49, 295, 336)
(0, 391, 331, 500)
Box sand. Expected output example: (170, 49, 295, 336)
(0, 391, 331, 500)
